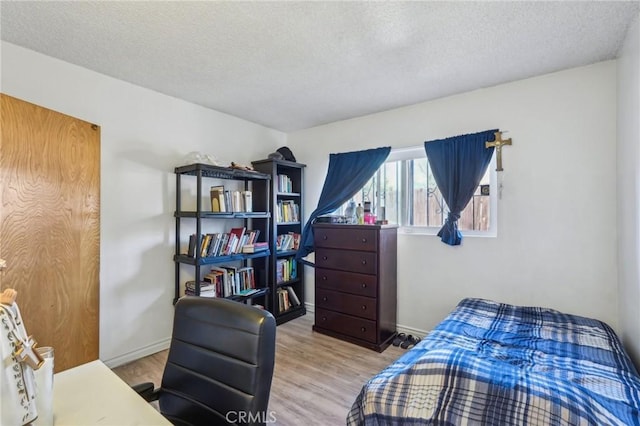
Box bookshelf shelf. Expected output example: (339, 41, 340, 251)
(174, 163, 272, 307)
(174, 250, 271, 266)
(252, 158, 306, 325)
(275, 249, 297, 258)
(275, 278, 302, 288)
(175, 211, 270, 219)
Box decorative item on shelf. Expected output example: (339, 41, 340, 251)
(356, 203, 364, 225)
(363, 201, 376, 224)
(276, 146, 296, 162)
(344, 200, 357, 224)
(230, 162, 254, 171)
(267, 147, 297, 162)
(182, 151, 222, 166)
(267, 151, 284, 160)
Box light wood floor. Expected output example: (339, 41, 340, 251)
(112, 314, 406, 425)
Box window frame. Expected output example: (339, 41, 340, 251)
(377, 146, 498, 238)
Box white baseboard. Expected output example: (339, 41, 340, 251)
(103, 337, 171, 369)
(305, 301, 314, 314)
(304, 303, 430, 338)
(395, 324, 430, 339)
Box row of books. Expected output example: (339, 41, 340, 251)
(277, 286, 301, 313)
(276, 174, 294, 193)
(276, 200, 299, 223)
(210, 185, 252, 213)
(276, 257, 298, 284)
(276, 232, 300, 252)
(241, 241, 269, 253)
(184, 264, 256, 298)
(188, 228, 261, 258)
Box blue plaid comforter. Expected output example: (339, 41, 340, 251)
(347, 298, 640, 425)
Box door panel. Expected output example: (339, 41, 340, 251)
(1, 94, 100, 372)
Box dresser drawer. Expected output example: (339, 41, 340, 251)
(314, 227, 377, 251)
(315, 268, 377, 297)
(315, 288, 377, 321)
(315, 248, 377, 275)
(315, 308, 376, 343)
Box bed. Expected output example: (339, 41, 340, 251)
(347, 298, 640, 425)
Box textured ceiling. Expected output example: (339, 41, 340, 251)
(1, 1, 638, 132)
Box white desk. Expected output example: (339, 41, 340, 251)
(53, 360, 171, 425)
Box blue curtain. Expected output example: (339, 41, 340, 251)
(424, 130, 497, 246)
(296, 147, 391, 261)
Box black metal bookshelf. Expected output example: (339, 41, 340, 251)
(174, 163, 271, 306)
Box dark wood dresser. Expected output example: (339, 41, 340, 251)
(312, 223, 397, 352)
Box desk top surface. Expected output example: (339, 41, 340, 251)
(53, 359, 171, 425)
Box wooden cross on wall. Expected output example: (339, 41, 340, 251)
(485, 131, 512, 171)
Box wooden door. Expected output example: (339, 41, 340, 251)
(0, 94, 100, 372)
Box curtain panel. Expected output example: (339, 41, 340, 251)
(424, 130, 497, 246)
(296, 147, 391, 262)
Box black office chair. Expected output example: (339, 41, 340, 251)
(133, 296, 276, 426)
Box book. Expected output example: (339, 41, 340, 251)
(285, 286, 301, 306)
(200, 234, 212, 257)
(242, 242, 269, 253)
(220, 265, 239, 295)
(207, 232, 222, 257)
(237, 288, 260, 297)
(187, 234, 198, 257)
(238, 266, 255, 290)
(289, 232, 301, 250)
(290, 258, 297, 279)
(232, 190, 243, 212)
(277, 288, 291, 313)
(185, 280, 217, 297)
(227, 227, 246, 254)
(210, 185, 225, 212)
(209, 266, 231, 297)
(245, 229, 260, 245)
(243, 191, 252, 212)
(224, 190, 232, 212)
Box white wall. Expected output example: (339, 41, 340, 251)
(289, 62, 619, 336)
(1, 42, 286, 366)
(617, 14, 640, 367)
(1, 40, 629, 366)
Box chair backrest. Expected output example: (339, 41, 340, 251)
(158, 297, 276, 426)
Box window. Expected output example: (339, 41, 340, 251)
(339, 146, 497, 236)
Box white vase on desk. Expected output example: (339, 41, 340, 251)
(0, 302, 38, 426)
(33, 346, 54, 425)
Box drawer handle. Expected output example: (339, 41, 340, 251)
(361, 260, 367, 265)
(323, 235, 328, 240)
(361, 283, 367, 288)
(361, 238, 367, 243)
(322, 296, 328, 302)
(323, 256, 328, 261)
(322, 316, 327, 321)
(322, 276, 328, 281)
(361, 305, 366, 310)
(361, 327, 366, 332)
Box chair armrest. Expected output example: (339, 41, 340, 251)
(131, 382, 160, 402)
